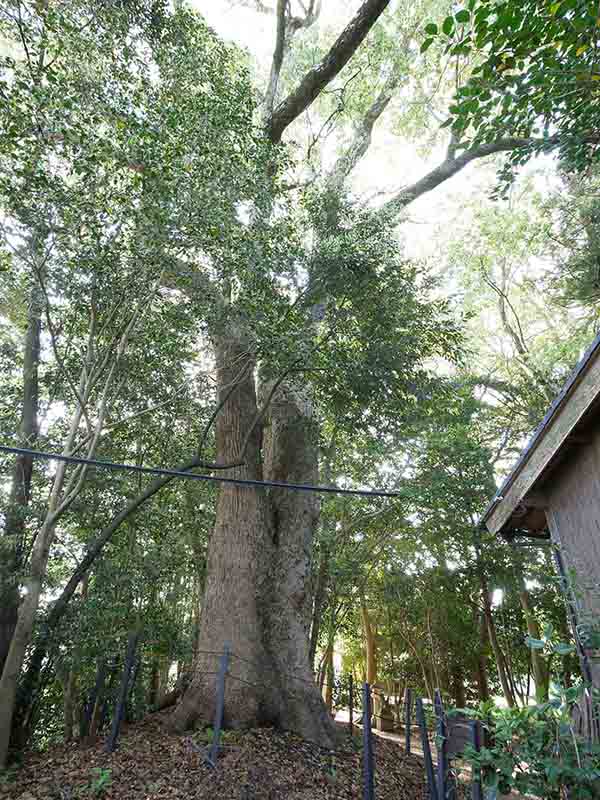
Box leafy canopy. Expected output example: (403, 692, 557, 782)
(423, 0, 600, 176)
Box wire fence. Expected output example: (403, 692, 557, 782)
(92, 637, 486, 800)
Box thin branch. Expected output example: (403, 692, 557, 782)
(328, 68, 401, 189)
(32, 247, 94, 435)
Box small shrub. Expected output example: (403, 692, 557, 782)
(88, 767, 112, 797)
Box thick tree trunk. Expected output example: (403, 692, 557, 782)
(172, 334, 267, 730)
(261, 379, 334, 742)
(61, 666, 77, 744)
(0, 283, 42, 674)
(173, 337, 334, 744)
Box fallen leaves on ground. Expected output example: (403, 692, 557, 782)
(1, 712, 439, 799)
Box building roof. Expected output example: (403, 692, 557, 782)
(481, 330, 600, 537)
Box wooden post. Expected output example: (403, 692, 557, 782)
(434, 690, 448, 800)
(349, 673, 354, 736)
(105, 630, 139, 752)
(363, 683, 375, 800)
(404, 687, 412, 754)
(469, 720, 483, 800)
(416, 697, 438, 800)
(208, 642, 230, 767)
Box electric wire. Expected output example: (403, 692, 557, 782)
(0, 445, 399, 498)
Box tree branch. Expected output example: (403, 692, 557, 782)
(328, 69, 401, 190)
(382, 134, 600, 215)
(263, 0, 288, 120)
(266, 0, 391, 143)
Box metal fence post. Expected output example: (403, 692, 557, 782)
(349, 673, 354, 736)
(469, 720, 483, 800)
(208, 642, 230, 767)
(363, 682, 375, 800)
(416, 697, 438, 800)
(105, 630, 139, 752)
(404, 688, 412, 754)
(434, 690, 449, 800)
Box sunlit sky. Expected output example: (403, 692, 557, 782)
(192, 0, 496, 258)
(191, 0, 557, 266)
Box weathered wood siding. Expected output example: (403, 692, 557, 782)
(546, 433, 600, 686)
(486, 349, 600, 534)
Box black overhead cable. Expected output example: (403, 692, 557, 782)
(0, 445, 398, 499)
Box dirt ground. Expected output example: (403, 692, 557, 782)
(1, 713, 442, 800)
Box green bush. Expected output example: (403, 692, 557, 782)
(464, 687, 600, 799)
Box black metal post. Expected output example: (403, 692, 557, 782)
(469, 720, 483, 800)
(363, 682, 375, 800)
(208, 642, 230, 766)
(105, 630, 139, 752)
(404, 688, 412, 754)
(349, 673, 354, 736)
(416, 697, 438, 800)
(434, 690, 448, 800)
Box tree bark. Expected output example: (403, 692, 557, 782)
(61, 666, 77, 744)
(475, 612, 490, 703)
(322, 643, 334, 714)
(361, 603, 377, 685)
(518, 586, 550, 702)
(309, 542, 330, 668)
(267, 0, 391, 143)
(452, 666, 466, 709)
(261, 378, 333, 740)
(172, 333, 268, 730)
(482, 589, 516, 708)
(172, 335, 334, 744)
(0, 283, 42, 675)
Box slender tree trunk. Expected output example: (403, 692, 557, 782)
(61, 666, 77, 744)
(475, 612, 490, 703)
(323, 643, 334, 714)
(519, 586, 550, 702)
(0, 283, 42, 674)
(452, 666, 466, 708)
(361, 603, 378, 686)
(482, 588, 516, 708)
(0, 503, 63, 766)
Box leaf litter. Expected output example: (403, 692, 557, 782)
(1, 713, 437, 799)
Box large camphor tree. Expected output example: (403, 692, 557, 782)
(3, 0, 595, 763)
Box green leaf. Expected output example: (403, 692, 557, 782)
(455, 9, 470, 23)
(424, 23, 438, 35)
(420, 37, 435, 53)
(442, 16, 455, 36)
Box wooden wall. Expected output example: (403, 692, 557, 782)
(545, 430, 600, 687)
